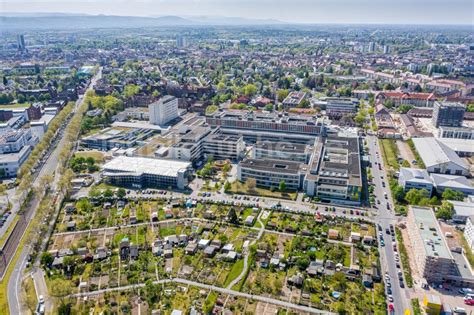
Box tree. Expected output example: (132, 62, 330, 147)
(41, 252, 54, 267)
(392, 185, 406, 203)
(246, 178, 257, 191)
(50, 279, 73, 312)
(103, 189, 114, 199)
(436, 201, 454, 220)
(279, 180, 286, 192)
(243, 84, 257, 96)
(277, 89, 289, 102)
(117, 187, 126, 199)
(227, 207, 238, 223)
(442, 188, 465, 201)
(404, 188, 429, 205)
(296, 257, 310, 271)
(224, 181, 231, 192)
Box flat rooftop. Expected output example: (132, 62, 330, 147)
(254, 141, 308, 153)
(411, 206, 452, 259)
(240, 158, 306, 174)
(103, 156, 191, 177)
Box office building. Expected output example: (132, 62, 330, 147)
(203, 133, 245, 161)
(102, 156, 192, 189)
(412, 138, 469, 176)
(237, 158, 306, 191)
(398, 168, 433, 194)
(81, 127, 155, 151)
(252, 141, 312, 164)
(282, 91, 307, 107)
(437, 126, 474, 140)
(451, 201, 474, 224)
(406, 206, 456, 283)
(176, 36, 187, 48)
(17, 34, 26, 51)
(430, 174, 474, 196)
(0, 145, 31, 177)
(206, 111, 326, 137)
(149, 96, 179, 126)
(168, 126, 245, 163)
(0, 128, 34, 154)
(368, 42, 375, 52)
(304, 136, 362, 205)
(432, 101, 466, 128)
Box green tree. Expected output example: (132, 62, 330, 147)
(279, 180, 286, 192)
(117, 187, 126, 199)
(442, 188, 465, 201)
(224, 181, 231, 192)
(243, 84, 257, 96)
(392, 185, 406, 203)
(103, 189, 114, 198)
(41, 252, 54, 267)
(436, 201, 454, 220)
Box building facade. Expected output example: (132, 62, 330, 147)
(432, 101, 466, 128)
(406, 206, 456, 284)
(148, 96, 179, 126)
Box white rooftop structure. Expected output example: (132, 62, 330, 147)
(103, 156, 190, 178)
(430, 173, 474, 195)
(437, 138, 474, 156)
(400, 167, 431, 184)
(412, 137, 469, 176)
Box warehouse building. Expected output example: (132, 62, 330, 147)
(412, 138, 470, 176)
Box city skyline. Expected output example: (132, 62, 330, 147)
(2, 0, 473, 25)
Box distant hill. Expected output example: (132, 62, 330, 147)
(0, 14, 199, 31)
(0, 13, 285, 31)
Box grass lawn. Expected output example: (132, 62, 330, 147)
(395, 228, 413, 288)
(74, 150, 105, 163)
(0, 215, 19, 248)
(223, 259, 244, 287)
(379, 139, 400, 171)
(411, 298, 421, 315)
(22, 276, 37, 312)
(229, 181, 297, 200)
(456, 230, 474, 268)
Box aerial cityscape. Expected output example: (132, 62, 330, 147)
(0, 1, 473, 315)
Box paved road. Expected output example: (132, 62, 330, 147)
(367, 135, 410, 314)
(8, 70, 102, 315)
(71, 277, 335, 314)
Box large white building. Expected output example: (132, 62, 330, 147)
(0, 145, 32, 177)
(412, 137, 470, 176)
(102, 156, 191, 189)
(148, 96, 179, 126)
(398, 167, 433, 194)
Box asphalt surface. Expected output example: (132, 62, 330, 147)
(367, 135, 411, 314)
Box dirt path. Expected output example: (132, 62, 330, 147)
(396, 140, 416, 168)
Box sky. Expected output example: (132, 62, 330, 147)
(2, 0, 473, 25)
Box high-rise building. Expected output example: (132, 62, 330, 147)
(16, 34, 26, 51)
(176, 36, 187, 48)
(383, 45, 390, 54)
(432, 101, 465, 128)
(148, 96, 179, 126)
(368, 42, 375, 52)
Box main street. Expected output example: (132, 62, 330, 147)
(367, 135, 411, 314)
(7, 69, 102, 315)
